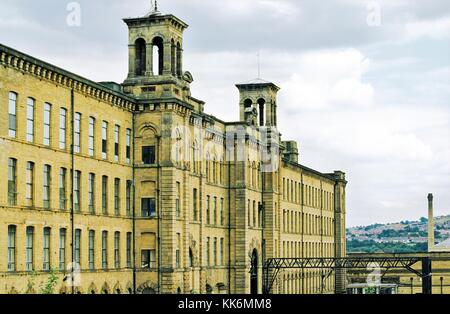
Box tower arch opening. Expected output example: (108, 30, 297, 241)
(176, 42, 182, 77)
(257, 98, 266, 127)
(152, 36, 164, 75)
(135, 38, 147, 76)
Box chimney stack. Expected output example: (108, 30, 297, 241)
(428, 193, 434, 252)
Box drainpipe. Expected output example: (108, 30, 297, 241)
(301, 172, 304, 294)
(227, 142, 232, 294)
(70, 88, 75, 295)
(320, 181, 323, 294)
(157, 135, 162, 293)
(132, 111, 137, 294)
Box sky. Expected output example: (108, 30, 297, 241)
(0, 0, 448, 227)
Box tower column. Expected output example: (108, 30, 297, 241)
(128, 44, 136, 78)
(145, 43, 154, 76)
(163, 42, 172, 75)
(171, 43, 177, 76)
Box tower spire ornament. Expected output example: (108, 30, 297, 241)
(257, 51, 261, 79)
(147, 0, 161, 16)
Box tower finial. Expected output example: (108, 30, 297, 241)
(257, 51, 261, 79)
(147, 0, 161, 17)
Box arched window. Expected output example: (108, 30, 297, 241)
(152, 36, 164, 75)
(171, 39, 177, 76)
(257, 98, 266, 126)
(174, 129, 182, 166)
(252, 162, 256, 188)
(219, 158, 224, 184)
(205, 153, 210, 180)
(176, 42, 182, 77)
(135, 38, 147, 76)
(244, 99, 252, 108)
(189, 248, 194, 267)
(193, 141, 200, 174)
(247, 160, 252, 186)
(212, 157, 217, 183)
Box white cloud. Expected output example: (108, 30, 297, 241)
(404, 16, 450, 41)
(280, 49, 374, 110)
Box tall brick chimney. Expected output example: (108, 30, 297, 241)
(428, 193, 434, 252)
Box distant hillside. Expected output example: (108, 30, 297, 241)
(347, 215, 450, 253)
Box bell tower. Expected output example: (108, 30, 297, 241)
(122, 2, 190, 98)
(236, 79, 280, 127)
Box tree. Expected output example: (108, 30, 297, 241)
(23, 269, 59, 294)
(40, 269, 59, 294)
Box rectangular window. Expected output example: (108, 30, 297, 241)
(43, 227, 51, 271)
(126, 129, 131, 164)
(88, 117, 95, 156)
(43, 165, 51, 209)
(253, 201, 256, 227)
(206, 196, 210, 225)
(126, 181, 132, 217)
(59, 168, 67, 210)
(213, 237, 217, 266)
(220, 198, 224, 226)
(74, 229, 81, 266)
(141, 250, 156, 269)
(114, 125, 120, 162)
(26, 227, 34, 271)
(102, 231, 108, 269)
(26, 98, 35, 142)
(102, 121, 108, 159)
(59, 229, 66, 271)
(89, 230, 95, 270)
(114, 232, 120, 269)
(193, 188, 198, 221)
(102, 176, 108, 215)
(126, 232, 132, 268)
(59, 108, 67, 149)
(43, 103, 51, 146)
(142, 146, 155, 164)
(8, 225, 16, 271)
(74, 170, 81, 212)
(213, 197, 217, 226)
(114, 178, 120, 216)
(74, 112, 81, 153)
(220, 238, 224, 266)
(88, 173, 95, 214)
(206, 237, 210, 266)
(26, 162, 35, 207)
(8, 92, 17, 138)
(8, 158, 17, 206)
(141, 198, 156, 218)
(176, 233, 181, 268)
(176, 182, 181, 218)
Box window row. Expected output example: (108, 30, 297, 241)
(282, 270, 333, 294)
(281, 240, 335, 259)
(282, 210, 334, 236)
(192, 189, 226, 225)
(7, 158, 132, 216)
(247, 161, 262, 189)
(282, 177, 334, 211)
(247, 199, 263, 228)
(6, 225, 132, 272)
(205, 237, 225, 267)
(7, 92, 132, 163)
